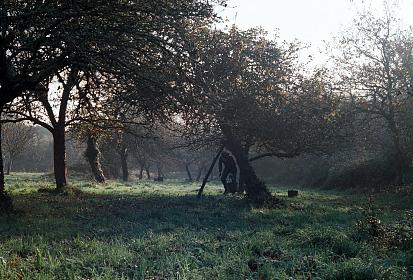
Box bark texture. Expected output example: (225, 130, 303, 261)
(53, 125, 68, 190)
(85, 135, 106, 183)
(119, 146, 129, 182)
(221, 126, 272, 204)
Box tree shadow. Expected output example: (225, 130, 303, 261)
(1, 192, 257, 240)
(0, 190, 352, 243)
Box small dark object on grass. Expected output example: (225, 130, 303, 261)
(288, 190, 299, 197)
(154, 177, 164, 182)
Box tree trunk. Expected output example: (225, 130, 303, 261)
(138, 164, 144, 180)
(185, 163, 192, 182)
(85, 135, 106, 183)
(195, 164, 205, 182)
(156, 162, 162, 179)
(221, 127, 271, 204)
(53, 125, 68, 190)
(145, 167, 151, 179)
(119, 146, 129, 182)
(0, 115, 13, 212)
(6, 157, 11, 175)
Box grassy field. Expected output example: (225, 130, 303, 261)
(0, 173, 412, 279)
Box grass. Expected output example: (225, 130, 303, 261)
(0, 173, 412, 279)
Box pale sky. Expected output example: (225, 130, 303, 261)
(216, 0, 413, 65)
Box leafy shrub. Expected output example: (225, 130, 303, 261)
(323, 157, 403, 189)
(356, 200, 413, 250)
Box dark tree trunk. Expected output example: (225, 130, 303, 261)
(85, 135, 106, 183)
(119, 146, 129, 182)
(156, 162, 163, 179)
(6, 157, 11, 175)
(145, 167, 151, 179)
(221, 127, 271, 204)
(185, 163, 192, 182)
(53, 125, 68, 190)
(0, 115, 13, 212)
(138, 164, 144, 180)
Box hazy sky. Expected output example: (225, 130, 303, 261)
(216, 0, 413, 64)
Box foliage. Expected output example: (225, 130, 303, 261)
(356, 197, 413, 250)
(323, 156, 400, 189)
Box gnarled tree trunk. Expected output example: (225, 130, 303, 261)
(221, 127, 271, 204)
(53, 124, 67, 190)
(85, 135, 106, 183)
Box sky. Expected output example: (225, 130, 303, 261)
(216, 0, 413, 65)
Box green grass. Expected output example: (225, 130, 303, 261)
(0, 173, 412, 279)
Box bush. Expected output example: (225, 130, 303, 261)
(323, 157, 401, 189)
(355, 202, 413, 250)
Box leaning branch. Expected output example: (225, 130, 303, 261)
(197, 145, 224, 198)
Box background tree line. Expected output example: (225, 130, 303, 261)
(1, 0, 412, 210)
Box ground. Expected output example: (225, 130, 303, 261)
(0, 173, 412, 279)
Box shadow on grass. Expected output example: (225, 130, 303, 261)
(0, 192, 273, 240)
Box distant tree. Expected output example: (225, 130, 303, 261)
(130, 135, 157, 180)
(83, 132, 106, 184)
(333, 9, 413, 183)
(1, 122, 34, 175)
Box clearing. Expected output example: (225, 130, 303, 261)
(0, 173, 412, 279)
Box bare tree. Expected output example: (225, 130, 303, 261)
(1, 122, 34, 175)
(333, 7, 413, 183)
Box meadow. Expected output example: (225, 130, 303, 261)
(0, 173, 412, 279)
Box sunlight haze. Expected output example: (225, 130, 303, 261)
(217, 0, 413, 64)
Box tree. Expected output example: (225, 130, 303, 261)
(1, 122, 34, 175)
(7, 68, 87, 190)
(333, 8, 413, 183)
(0, 0, 225, 198)
(180, 27, 345, 203)
(84, 134, 106, 183)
